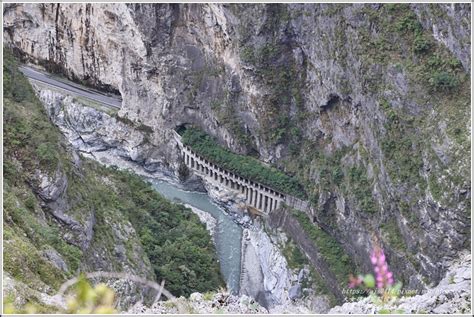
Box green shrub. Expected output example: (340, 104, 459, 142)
(240, 46, 255, 63)
(282, 239, 308, 269)
(3, 49, 35, 102)
(395, 10, 422, 34)
(347, 167, 377, 214)
(429, 71, 458, 90)
(24, 196, 36, 211)
(379, 99, 398, 122)
(36, 143, 59, 167)
(413, 35, 431, 53)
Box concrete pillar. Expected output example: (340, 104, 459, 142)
(256, 192, 261, 210)
(252, 189, 258, 207)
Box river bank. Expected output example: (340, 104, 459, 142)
(84, 147, 312, 312)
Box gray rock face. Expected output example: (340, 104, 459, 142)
(32, 85, 176, 178)
(412, 3, 471, 72)
(4, 2, 470, 306)
(33, 168, 68, 202)
(42, 249, 69, 272)
(289, 284, 302, 300)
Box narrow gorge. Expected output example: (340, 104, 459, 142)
(2, 2, 471, 315)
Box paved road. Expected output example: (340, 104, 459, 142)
(19, 65, 122, 108)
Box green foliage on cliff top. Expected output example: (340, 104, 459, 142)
(181, 126, 307, 199)
(3, 49, 223, 304)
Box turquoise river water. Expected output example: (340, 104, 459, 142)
(149, 179, 242, 294)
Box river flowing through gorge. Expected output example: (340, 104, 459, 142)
(149, 179, 243, 294)
(29, 81, 318, 313)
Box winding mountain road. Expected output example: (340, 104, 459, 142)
(19, 65, 122, 109)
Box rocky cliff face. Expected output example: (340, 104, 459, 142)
(4, 2, 470, 300)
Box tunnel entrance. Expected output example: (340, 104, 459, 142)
(175, 123, 190, 136)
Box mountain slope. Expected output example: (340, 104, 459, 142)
(3, 49, 223, 311)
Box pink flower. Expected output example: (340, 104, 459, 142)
(370, 247, 395, 290)
(370, 254, 377, 265)
(348, 274, 363, 288)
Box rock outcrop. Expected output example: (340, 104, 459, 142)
(128, 292, 268, 314)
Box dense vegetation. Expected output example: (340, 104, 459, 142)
(281, 238, 337, 306)
(101, 167, 224, 296)
(181, 126, 307, 199)
(292, 209, 355, 287)
(3, 49, 223, 310)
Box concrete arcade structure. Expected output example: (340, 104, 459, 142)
(174, 130, 310, 215)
